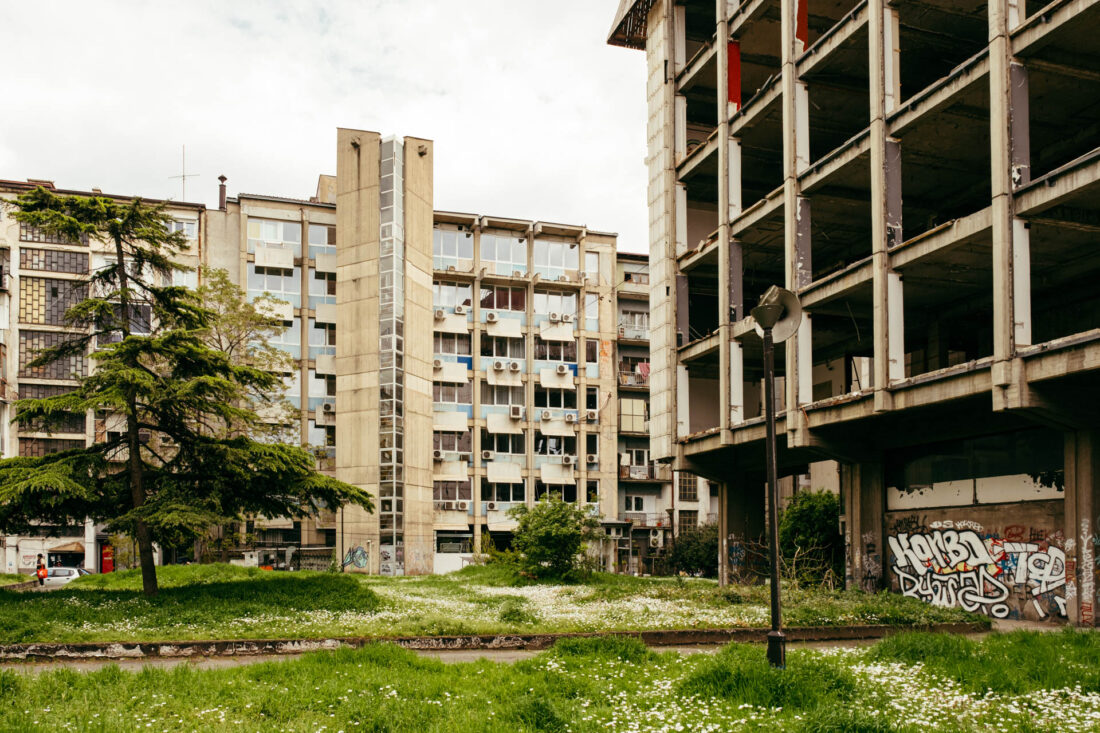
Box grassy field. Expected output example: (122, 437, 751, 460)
(3, 631, 1099, 731)
(0, 563, 985, 645)
(0, 574, 29, 587)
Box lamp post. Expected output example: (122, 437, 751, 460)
(750, 286, 802, 669)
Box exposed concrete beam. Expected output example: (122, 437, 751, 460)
(679, 331, 721, 363)
(728, 0, 774, 37)
(729, 76, 782, 137)
(1015, 147, 1100, 215)
(676, 129, 720, 179)
(890, 207, 992, 268)
(888, 52, 989, 134)
(797, 0, 869, 77)
(801, 133, 871, 194)
(731, 183, 785, 238)
(676, 36, 717, 91)
(1021, 330, 1100, 381)
(1012, 0, 1100, 57)
(1026, 57, 1100, 83)
(800, 257, 873, 307)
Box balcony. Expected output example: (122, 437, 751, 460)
(617, 323, 649, 342)
(619, 463, 671, 482)
(618, 365, 650, 389)
(620, 512, 671, 528)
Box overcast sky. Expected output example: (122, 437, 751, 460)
(0, 1, 649, 251)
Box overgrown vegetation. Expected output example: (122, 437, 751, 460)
(668, 522, 719, 578)
(504, 496, 602, 580)
(0, 563, 982, 645)
(1, 632, 1097, 732)
(778, 490, 844, 585)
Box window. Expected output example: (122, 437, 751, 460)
(435, 531, 473, 553)
(433, 227, 474, 268)
(167, 219, 198, 240)
(624, 270, 650, 285)
(533, 290, 576, 317)
(308, 319, 335, 357)
(247, 218, 302, 256)
(534, 387, 576, 409)
(308, 224, 336, 258)
(479, 285, 526, 312)
(679, 510, 699, 528)
(533, 237, 578, 279)
(585, 433, 598, 457)
(482, 480, 525, 503)
(19, 222, 87, 246)
(433, 281, 473, 309)
(585, 293, 598, 320)
(307, 420, 336, 455)
(625, 495, 645, 512)
(584, 251, 599, 278)
(482, 432, 524, 454)
(433, 431, 472, 453)
(309, 270, 336, 304)
(586, 480, 599, 504)
(480, 232, 526, 274)
(247, 264, 301, 307)
(586, 386, 598, 410)
(536, 481, 578, 502)
(306, 369, 336, 409)
(480, 336, 524, 358)
(678, 472, 699, 502)
(620, 398, 648, 433)
(624, 447, 649, 466)
(534, 337, 577, 362)
(480, 384, 523, 406)
(583, 342, 598, 370)
(433, 481, 472, 502)
(434, 333, 471, 355)
(535, 433, 576, 456)
(433, 382, 472, 404)
(620, 310, 649, 332)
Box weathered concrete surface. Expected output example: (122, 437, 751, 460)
(0, 622, 988, 662)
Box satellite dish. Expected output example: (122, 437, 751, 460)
(751, 286, 802, 344)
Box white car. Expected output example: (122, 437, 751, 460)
(42, 567, 91, 588)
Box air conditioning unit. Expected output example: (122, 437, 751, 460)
(434, 309, 445, 320)
(510, 405, 524, 420)
(454, 304, 468, 315)
(557, 275, 570, 282)
(565, 413, 577, 424)
(486, 311, 499, 323)
(458, 501, 468, 511)
(432, 449, 444, 461)
(322, 403, 335, 413)
(493, 360, 505, 371)
(549, 312, 561, 323)
(555, 364, 568, 375)
(562, 455, 576, 465)
(442, 501, 454, 511)
(433, 358, 443, 370)
(586, 409, 598, 422)
(447, 265, 457, 272)
(481, 450, 493, 460)
(562, 313, 574, 323)
(650, 529, 660, 539)
(650, 538, 660, 548)
(509, 361, 521, 372)
(586, 454, 598, 464)
(487, 502, 496, 510)
(512, 270, 523, 278)
(540, 409, 553, 421)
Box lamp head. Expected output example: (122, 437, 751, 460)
(751, 286, 803, 343)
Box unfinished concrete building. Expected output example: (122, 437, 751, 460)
(610, 0, 1100, 622)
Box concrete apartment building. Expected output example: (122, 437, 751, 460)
(0, 178, 203, 574)
(609, 0, 1100, 623)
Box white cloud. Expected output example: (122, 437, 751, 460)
(0, 1, 649, 252)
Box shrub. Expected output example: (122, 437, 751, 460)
(778, 490, 844, 585)
(507, 496, 602, 580)
(668, 523, 719, 578)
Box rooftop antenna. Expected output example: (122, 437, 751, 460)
(168, 145, 200, 201)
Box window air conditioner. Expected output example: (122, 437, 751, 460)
(557, 275, 570, 282)
(586, 454, 598, 464)
(510, 405, 524, 420)
(322, 403, 335, 413)
(432, 450, 443, 461)
(458, 502, 468, 511)
(586, 409, 598, 422)
(555, 364, 568, 375)
(565, 413, 577, 424)
(509, 361, 521, 372)
(549, 312, 561, 323)
(650, 538, 660, 548)
(434, 309, 445, 320)
(447, 265, 457, 272)
(486, 312, 499, 323)
(442, 501, 454, 511)
(454, 304, 468, 315)
(540, 409, 553, 421)
(562, 313, 574, 323)
(650, 529, 660, 539)
(433, 358, 443, 370)
(493, 360, 505, 371)
(481, 450, 493, 460)
(512, 270, 523, 278)
(487, 502, 496, 510)
(562, 455, 575, 465)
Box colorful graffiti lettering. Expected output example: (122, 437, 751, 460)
(888, 529, 1066, 619)
(342, 545, 368, 569)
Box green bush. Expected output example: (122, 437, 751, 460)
(507, 496, 602, 580)
(668, 522, 719, 578)
(779, 490, 844, 584)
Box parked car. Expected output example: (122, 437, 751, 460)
(43, 567, 91, 588)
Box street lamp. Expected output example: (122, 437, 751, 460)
(750, 285, 802, 669)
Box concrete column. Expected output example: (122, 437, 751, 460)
(869, 0, 903, 409)
(718, 482, 729, 586)
(1065, 430, 1099, 626)
(471, 231, 483, 555)
(716, 0, 732, 437)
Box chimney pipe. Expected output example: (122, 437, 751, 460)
(218, 175, 227, 210)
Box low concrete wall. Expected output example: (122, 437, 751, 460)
(0, 622, 989, 661)
(1, 580, 39, 592)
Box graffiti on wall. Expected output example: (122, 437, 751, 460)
(342, 546, 368, 569)
(888, 526, 1066, 619)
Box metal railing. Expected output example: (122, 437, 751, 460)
(617, 368, 649, 387)
(620, 512, 671, 527)
(619, 463, 671, 481)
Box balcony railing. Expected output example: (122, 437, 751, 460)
(619, 463, 671, 481)
(618, 367, 650, 387)
(620, 512, 671, 527)
(617, 324, 649, 341)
